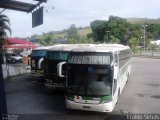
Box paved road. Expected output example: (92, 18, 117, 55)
(114, 57, 160, 114)
(4, 57, 160, 120)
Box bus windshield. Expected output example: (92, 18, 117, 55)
(67, 64, 113, 96)
(45, 51, 69, 74)
(47, 51, 69, 60)
(68, 52, 112, 65)
(31, 50, 47, 57)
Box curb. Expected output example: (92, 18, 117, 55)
(133, 55, 160, 59)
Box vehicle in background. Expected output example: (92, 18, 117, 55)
(44, 44, 88, 90)
(6, 53, 22, 64)
(57, 44, 132, 112)
(30, 46, 55, 78)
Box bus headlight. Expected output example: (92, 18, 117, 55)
(100, 99, 112, 104)
(66, 96, 74, 101)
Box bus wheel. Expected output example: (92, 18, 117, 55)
(118, 88, 120, 97)
(126, 73, 130, 83)
(116, 89, 120, 105)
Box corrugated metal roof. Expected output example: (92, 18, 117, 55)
(0, 0, 46, 12)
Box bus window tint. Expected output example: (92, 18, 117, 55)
(67, 64, 112, 96)
(68, 52, 112, 65)
(47, 51, 69, 60)
(67, 64, 86, 94)
(87, 69, 112, 96)
(31, 50, 47, 57)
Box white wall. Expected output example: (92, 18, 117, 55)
(2, 64, 30, 79)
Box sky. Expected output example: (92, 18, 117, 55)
(2, 0, 160, 38)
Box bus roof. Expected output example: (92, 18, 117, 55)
(48, 44, 93, 52)
(33, 46, 55, 50)
(33, 44, 130, 53)
(70, 44, 130, 53)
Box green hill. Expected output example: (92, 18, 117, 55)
(127, 18, 160, 24)
(77, 27, 92, 37)
(52, 27, 92, 38)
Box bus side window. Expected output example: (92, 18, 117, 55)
(113, 79, 117, 94)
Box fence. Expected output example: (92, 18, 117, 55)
(133, 50, 160, 58)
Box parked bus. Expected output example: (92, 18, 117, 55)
(44, 44, 91, 89)
(44, 44, 78, 89)
(58, 44, 132, 112)
(31, 46, 55, 77)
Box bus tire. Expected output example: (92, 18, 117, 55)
(118, 88, 120, 97)
(126, 73, 130, 83)
(116, 88, 121, 105)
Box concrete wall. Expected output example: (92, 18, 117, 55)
(2, 64, 30, 79)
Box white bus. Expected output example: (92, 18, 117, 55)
(44, 44, 91, 89)
(58, 44, 132, 112)
(31, 46, 55, 77)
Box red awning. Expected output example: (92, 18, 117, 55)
(6, 38, 31, 44)
(5, 44, 38, 48)
(4, 37, 39, 49)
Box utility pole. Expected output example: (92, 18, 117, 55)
(141, 25, 148, 50)
(105, 31, 110, 43)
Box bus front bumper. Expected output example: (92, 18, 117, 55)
(66, 99, 114, 112)
(45, 79, 65, 90)
(29, 73, 44, 77)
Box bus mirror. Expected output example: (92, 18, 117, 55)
(38, 57, 44, 69)
(57, 62, 66, 78)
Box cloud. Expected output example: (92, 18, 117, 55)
(3, 0, 160, 37)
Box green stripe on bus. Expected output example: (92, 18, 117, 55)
(101, 96, 112, 100)
(67, 95, 112, 100)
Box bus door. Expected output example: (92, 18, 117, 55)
(112, 52, 119, 106)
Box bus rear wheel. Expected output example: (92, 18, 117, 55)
(126, 73, 130, 83)
(116, 88, 121, 105)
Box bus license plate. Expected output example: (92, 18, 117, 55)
(83, 106, 91, 109)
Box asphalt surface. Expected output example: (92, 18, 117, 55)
(4, 57, 160, 120)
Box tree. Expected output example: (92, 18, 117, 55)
(110, 35, 120, 43)
(148, 43, 159, 51)
(0, 14, 11, 63)
(107, 16, 130, 45)
(0, 14, 11, 37)
(90, 16, 130, 44)
(90, 20, 108, 42)
(39, 34, 54, 45)
(146, 23, 160, 40)
(129, 37, 139, 54)
(66, 24, 80, 43)
(0, 14, 11, 114)
(0, 14, 11, 56)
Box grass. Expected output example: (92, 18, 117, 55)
(53, 27, 92, 38)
